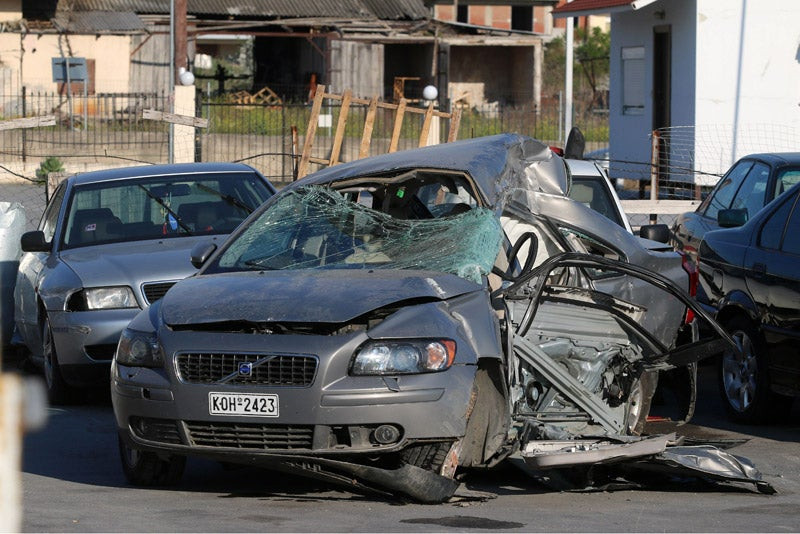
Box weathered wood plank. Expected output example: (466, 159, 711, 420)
(0, 115, 56, 131)
(359, 96, 378, 159)
(142, 109, 208, 128)
(297, 85, 327, 179)
(388, 99, 407, 153)
(418, 102, 435, 148)
(329, 90, 352, 166)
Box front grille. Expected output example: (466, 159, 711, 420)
(142, 281, 176, 304)
(176, 353, 317, 386)
(130, 417, 183, 445)
(185, 421, 314, 450)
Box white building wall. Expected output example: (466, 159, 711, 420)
(695, 0, 800, 178)
(608, 0, 696, 181)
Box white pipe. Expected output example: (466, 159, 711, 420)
(564, 9, 574, 142)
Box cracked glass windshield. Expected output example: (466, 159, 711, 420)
(212, 186, 503, 283)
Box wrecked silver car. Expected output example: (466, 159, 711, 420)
(111, 134, 758, 501)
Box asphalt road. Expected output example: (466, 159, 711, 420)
(17, 363, 800, 532)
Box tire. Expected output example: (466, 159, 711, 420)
(118, 436, 186, 486)
(625, 370, 658, 435)
(718, 316, 791, 424)
(42, 314, 72, 405)
(401, 441, 452, 473)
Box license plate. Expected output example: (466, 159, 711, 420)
(208, 392, 279, 417)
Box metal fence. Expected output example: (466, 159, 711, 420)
(1, 87, 611, 226)
(0, 89, 171, 168)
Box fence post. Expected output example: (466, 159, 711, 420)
(649, 130, 660, 224)
(21, 86, 26, 163)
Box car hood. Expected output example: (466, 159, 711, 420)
(59, 237, 212, 287)
(160, 269, 481, 326)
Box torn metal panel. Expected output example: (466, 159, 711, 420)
(522, 434, 673, 469)
(629, 445, 776, 494)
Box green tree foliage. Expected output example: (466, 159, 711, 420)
(543, 27, 610, 113)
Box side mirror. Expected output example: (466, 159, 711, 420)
(190, 241, 217, 269)
(639, 224, 671, 243)
(718, 208, 748, 228)
(20, 230, 51, 252)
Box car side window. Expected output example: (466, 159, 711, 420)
(775, 168, 800, 198)
(39, 182, 66, 242)
(730, 162, 769, 219)
(780, 193, 800, 256)
(759, 192, 796, 250)
(703, 160, 753, 220)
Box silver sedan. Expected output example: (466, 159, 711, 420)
(14, 162, 275, 403)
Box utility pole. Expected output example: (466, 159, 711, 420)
(564, 0, 574, 142)
(175, 0, 188, 79)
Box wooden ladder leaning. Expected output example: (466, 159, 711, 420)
(296, 84, 462, 179)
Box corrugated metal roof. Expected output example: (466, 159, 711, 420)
(68, 0, 428, 20)
(358, 0, 429, 20)
(53, 10, 146, 32)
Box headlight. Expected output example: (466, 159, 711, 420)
(351, 339, 456, 375)
(116, 328, 163, 367)
(68, 286, 138, 310)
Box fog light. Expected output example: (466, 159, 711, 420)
(372, 424, 401, 444)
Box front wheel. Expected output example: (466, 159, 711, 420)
(718, 317, 791, 424)
(119, 436, 186, 486)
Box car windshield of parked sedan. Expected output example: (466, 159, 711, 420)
(62, 172, 273, 248)
(210, 186, 503, 283)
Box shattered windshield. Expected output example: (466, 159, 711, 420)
(211, 186, 503, 283)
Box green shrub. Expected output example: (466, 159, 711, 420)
(35, 156, 65, 184)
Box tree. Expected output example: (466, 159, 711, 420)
(543, 27, 610, 113)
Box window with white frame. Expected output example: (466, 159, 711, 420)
(622, 46, 645, 115)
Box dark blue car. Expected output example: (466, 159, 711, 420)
(698, 181, 800, 423)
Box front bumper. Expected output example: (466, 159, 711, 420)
(48, 308, 140, 386)
(112, 329, 479, 461)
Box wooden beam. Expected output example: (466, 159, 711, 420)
(329, 89, 351, 166)
(359, 96, 378, 159)
(419, 102, 436, 148)
(388, 98, 407, 153)
(297, 84, 327, 179)
(0, 115, 56, 131)
(142, 109, 208, 128)
(447, 107, 462, 143)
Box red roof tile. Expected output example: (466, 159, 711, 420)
(553, 0, 634, 15)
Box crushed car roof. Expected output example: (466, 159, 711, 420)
(292, 133, 570, 207)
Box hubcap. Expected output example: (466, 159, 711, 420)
(721, 330, 757, 413)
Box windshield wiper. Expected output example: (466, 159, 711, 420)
(137, 184, 193, 235)
(196, 183, 253, 214)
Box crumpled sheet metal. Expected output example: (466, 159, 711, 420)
(641, 444, 776, 494)
(520, 437, 775, 495)
(291, 133, 570, 209)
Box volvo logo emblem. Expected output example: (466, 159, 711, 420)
(238, 362, 253, 376)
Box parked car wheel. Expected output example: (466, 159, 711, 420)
(119, 437, 186, 486)
(42, 314, 72, 405)
(718, 317, 791, 423)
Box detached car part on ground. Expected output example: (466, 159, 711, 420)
(112, 135, 772, 502)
